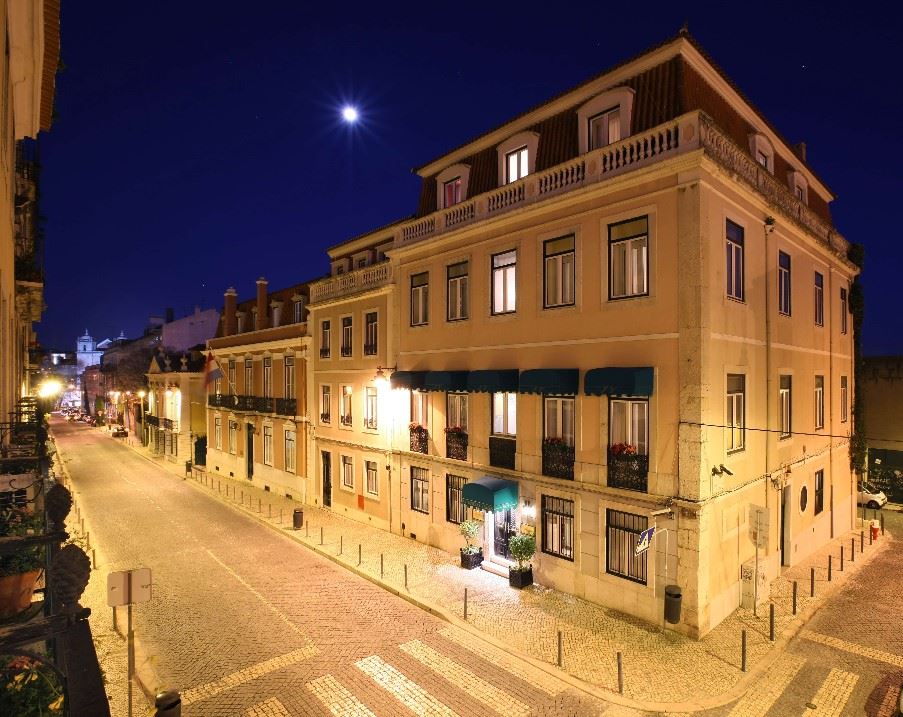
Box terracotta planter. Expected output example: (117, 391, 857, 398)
(0, 569, 41, 617)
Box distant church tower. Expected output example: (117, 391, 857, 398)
(76, 329, 104, 381)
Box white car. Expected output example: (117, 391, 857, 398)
(857, 481, 888, 510)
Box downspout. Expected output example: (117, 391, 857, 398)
(764, 216, 776, 563)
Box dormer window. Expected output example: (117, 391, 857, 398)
(589, 107, 621, 149)
(576, 87, 635, 155)
(748, 133, 774, 174)
(787, 170, 808, 205)
(496, 132, 539, 187)
(443, 177, 462, 207)
(435, 164, 471, 210)
(506, 146, 528, 183)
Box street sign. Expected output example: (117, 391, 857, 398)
(748, 505, 769, 549)
(634, 526, 656, 556)
(107, 568, 152, 606)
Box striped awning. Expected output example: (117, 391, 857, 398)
(389, 371, 428, 390)
(424, 371, 469, 392)
(462, 476, 519, 512)
(518, 369, 579, 395)
(584, 367, 654, 397)
(466, 369, 519, 393)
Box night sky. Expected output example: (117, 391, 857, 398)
(38, 2, 902, 355)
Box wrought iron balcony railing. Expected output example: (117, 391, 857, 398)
(607, 452, 649, 492)
(275, 398, 297, 416)
(410, 427, 429, 454)
(445, 431, 468, 461)
(489, 436, 515, 470)
(542, 440, 575, 481)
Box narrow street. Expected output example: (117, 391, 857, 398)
(53, 419, 615, 717)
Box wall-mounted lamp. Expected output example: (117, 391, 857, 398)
(764, 216, 776, 234)
(711, 464, 734, 477)
(374, 365, 397, 386)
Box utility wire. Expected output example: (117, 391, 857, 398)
(680, 420, 903, 445)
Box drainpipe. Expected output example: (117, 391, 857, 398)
(764, 216, 775, 559)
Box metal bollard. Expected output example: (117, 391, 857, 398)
(279, 508, 283, 524)
(617, 651, 624, 694)
(741, 629, 747, 672)
(258, 498, 261, 512)
(380, 553, 384, 579)
(792, 581, 798, 615)
(241, 490, 244, 503)
(881, 512, 885, 535)
(557, 630, 563, 667)
(92, 549, 97, 570)
(404, 564, 408, 590)
(851, 538, 855, 562)
(86, 531, 90, 550)
(305, 521, 309, 538)
(339, 536, 343, 555)
(840, 546, 844, 571)
(769, 603, 775, 641)
(810, 567, 815, 597)
(320, 526, 324, 545)
(268, 504, 272, 518)
(860, 530, 864, 552)
(358, 544, 362, 566)
(464, 588, 468, 620)
(869, 526, 873, 545)
(828, 554, 832, 581)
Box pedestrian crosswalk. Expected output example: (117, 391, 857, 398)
(725, 652, 806, 717)
(801, 668, 858, 717)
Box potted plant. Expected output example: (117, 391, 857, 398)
(508, 533, 536, 589)
(0, 654, 65, 715)
(0, 507, 44, 618)
(458, 519, 483, 569)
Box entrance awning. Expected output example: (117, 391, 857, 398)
(466, 369, 519, 393)
(518, 368, 579, 395)
(424, 371, 469, 392)
(462, 476, 519, 512)
(584, 367, 654, 397)
(390, 371, 428, 390)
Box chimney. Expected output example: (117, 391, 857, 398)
(256, 278, 269, 331)
(165, 307, 175, 323)
(223, 287, 237, 336)
(794, 142, 807, 162)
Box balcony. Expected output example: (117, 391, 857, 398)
(234, 395, 256, 411)
(340, 414, 353, 427)
(445, 430, 468, 461)
(275, 398, 297, 416)
(144, 414, 160, 427)
(340, 346, 352, 358)
(410, 426, 429, 454)
(253, 396, 276, 413)
(309, 261, 393, 304)
(363, 344, 377, 356)
(319, 348, 330, 359)
(162, 418, 180, 432)
(607, 451, 649, 492)
(489, 436, 515, 470)
(395, 111, 847, 256)
(542, 440, 575, 481)
(208, 393, 231, 408)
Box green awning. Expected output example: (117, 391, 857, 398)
(466, 369, 519, 393)
(390, 371, 428, 390)
(518, 369, 579, 395)
(584, 367, 654, 397)
(424, 371, 469, 392)
(462, 476, 519, 512)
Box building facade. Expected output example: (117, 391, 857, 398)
(306, 32, 858, 637)
(144, 350, 206, 462)
(862, 356, 903, 502)
(205, 279, 312, 498)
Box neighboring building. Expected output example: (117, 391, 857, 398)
(100, 330, 161, 423)
(82, 365, 104, 416)
(76, 329, 106, 383)
(144, 350, 206, 463)
(205, 278, 311, 498)
(862, 356, 903, 502)
(306, 31, 857, 638)
(161, 306, 220, 352)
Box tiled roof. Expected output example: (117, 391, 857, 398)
(40, 0, 60, 132)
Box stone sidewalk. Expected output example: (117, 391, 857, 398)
(121, 434, 892, 713)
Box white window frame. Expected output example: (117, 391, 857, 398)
(814, 271, 824, 327)
(446, 392, 468, 433)
(364, 311, 378, 355)
(341, 316, 353, 357)
(365, 460, 379, 497)
(435, 163, 471, 210)
(543, 396, 575, 446)
(340, 385, 353, 427)
(491, 249, 517, 315)
(726, 219, 744, 301)
(411, 391, 429, 429)
(496, 132, 538, 186)
(411, 466, 429, 513)
(263, 357, 273, 398)
(214, 416, 222, 450)
(609, 216, 648, 299)
(447, 261, 469, 321)
(609, 399, 649, 455)
(779, 375, 792, 439)
(364, 386, 378, 430)
(229, 420, 238, 454)
(320, 384, 331, 424)
(244, 358, 254, 395)
(284, 356, 295, 399)
(726, 374, 745, 453)
(541, 495, 575, 561)
(411, 272, 429, 326)
(263, 425, 273, 466)
(576, 87, 635, 154)
(492, 391, 516, 436)
(778, 251, 792, 316)
(341, 455, 354, 490)
(320, 320, 331, 358)
(505, 146, 528, 183)
(284, 430, 296, 473)
(815, 375, 825, 430)
(543, 235, 575, 308)
(293, 299, 303, 323)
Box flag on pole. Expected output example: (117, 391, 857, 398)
(203, 352, 223, 387)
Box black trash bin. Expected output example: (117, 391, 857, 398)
(155, 690, 181, 717)
(664, 584, 682, 624)
(185, 460, 192, 477)
(293, 508, 304, 530)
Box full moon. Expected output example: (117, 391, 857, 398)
(341, 106, 359, 123)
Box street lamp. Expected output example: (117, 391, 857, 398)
(137, 390, 146, 446)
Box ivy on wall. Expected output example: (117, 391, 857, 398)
(848, 243, 866, 475)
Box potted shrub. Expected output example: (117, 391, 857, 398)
(0, 654, 65, 715)
(458, 519, 483, 569)
(0, 507, 44, 618)
(508, 533, 536, 589)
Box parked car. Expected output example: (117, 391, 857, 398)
(857, 481, 888, 510)
(112, 426, 128, 437)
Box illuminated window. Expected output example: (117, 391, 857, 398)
(263, 426, 273, 466)
(365, 387, 378, 430)
(340, 385, 352, 427)
(543, 397, 574, 446)
(588, 107, 620, 149)
(492, 392, 517, 436)
(365, 461, 378, 497)
(447, 262, 469, 321)
(726, 374, 745, 452)
(491, 250, 516, 314)
(506, 146, 528, 183)
(840, 376, 848, 423)
(544, 235, 575, 308)
(284, 431, 295, 473)
(447, 393, 468, 432)
(815, 375, 824, 430)
(411, 466, 429, 513)
(411, 273, 429, 326)
(779, 375, 792, 438)
(609, 216, 648, 299)
(726, 220, 744, 301)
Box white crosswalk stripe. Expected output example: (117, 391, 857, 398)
(306, 674, 377, 717)
(356, 654, 459, 717)
(245, 696, 292, 717)
(400, 639, 530, 717)
(438, 625, 567, 696)
(726, 652, 806, 717)
(800, 668, 859, 717)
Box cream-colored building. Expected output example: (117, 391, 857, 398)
(205, 279, 312, 499)
(306, 31, 857, 637)
(144, 350, 207, 463)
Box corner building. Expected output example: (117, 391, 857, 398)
(310, 32, 857, 637)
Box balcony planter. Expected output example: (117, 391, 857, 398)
(0, 569, 41, 618)
(459, 548, 484, 570)
(0, 506, 44, 618)
(459, 519, 483, 569)
(508, 534, 536, 590)
(409, 424, 429, 454)
(607, 444, 649, 492)
(542, 438, 575, 480)
(445, 428, 468, 461)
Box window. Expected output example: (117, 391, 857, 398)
(544, 397, 575, 446)
(443, 177, 462, 207)
(840, 287, 848, 334)
(800, 485, 808, 512)
(411, 272, 429, 326)
(214, 375, 222, 396)
(320, 385, 331, 423)
(411, 466, 429, 513)
(244, 359, 254, 394)
(447, 393, 468, 432)
(491, 250, 516, 314)
(840, 376, 848, 423)
(341, 316, 352, 357)
(263, 358, 273, 398)
(229, 420, 238, 454)
(447, 262, 469, 321)
(749, 134, 774, 173)
(606, 509, 648, 584)
(293, 300, 303, 323)
(340, 385, 352, 427)
(726, 374, 745, 452)
(411, 391, 429, 429)
(341, 455, 354, 489)
(815, 375, 824, 430)
(284, 431, 296, 473)
(779, 375, 792, 438)
(263, 425, 273, 466)
(365, 386, 378, 430)
(506, 146, 528, 183)
(544, 235, 575, 308)
(214, 416, 222, 450)
(364, 312, 378, 355)
(542, 496, 574, 560)
(814, 272, 824, 326)
(609, 399, 649, 454)
(446, 474, 466, 524)
(236, 313, 245, 333)
(814, 470, 824, 515)
(757, 150, 769, 168)
(366, 461, 378, 496)
(492, 392, 516, 436)
(271, 304, 282, 328)
(228, 360, 236, 392)
(320, 320, 331, 358)
(726, 220, 744, 301)
(609, 216, 648, 299)
(588, 107, 620, 150)
(284, 356, 295, 399)
(778, 251, 792, 315)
